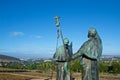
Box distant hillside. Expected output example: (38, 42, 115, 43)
(0, 54, 20, 62)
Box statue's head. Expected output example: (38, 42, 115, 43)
(87, 28, 102, 59)
(88, 28, 97, 39)
(63, 38, 69, 44)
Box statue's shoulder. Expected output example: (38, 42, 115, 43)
(80, 40, 91, 50)
(80, 39, 99, 59)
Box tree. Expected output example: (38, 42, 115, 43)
(99, 61, 108, 73)
(111, 61, 120, 73)
(70, 59, 82, 72)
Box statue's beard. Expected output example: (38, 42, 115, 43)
(64, 44, 68, 49)
(88, 33, 96, 38)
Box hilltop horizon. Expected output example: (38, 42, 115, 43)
(0, 52, 120, 59)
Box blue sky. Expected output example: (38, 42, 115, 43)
(0, 0, 120, 58)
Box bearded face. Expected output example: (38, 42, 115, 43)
(88, 28, 97, 39)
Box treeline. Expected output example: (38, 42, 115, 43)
(1, 59, 120, 73)
(99, 61, 120, 73)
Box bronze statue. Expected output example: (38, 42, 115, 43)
(53, 16, 102, 80)
(53, 16, 73, 80)
(72, 28, 102, 80)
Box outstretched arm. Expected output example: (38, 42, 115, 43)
(72, 41, 88, 60)
(72, 49, 83, 60)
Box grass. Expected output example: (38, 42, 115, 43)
(0, 68, 120, 80)
(0, 73, 30, 80)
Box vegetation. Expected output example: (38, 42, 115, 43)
(0, 54, 120, 80)
(1, 59, 120, 73)
(70, 59, 82, 73)
(0, 60, 120, 80)
(99, 61, 120, 73)
(0, 54, 120, 73)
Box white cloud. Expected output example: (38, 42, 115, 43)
(11, 32, 24, 36)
